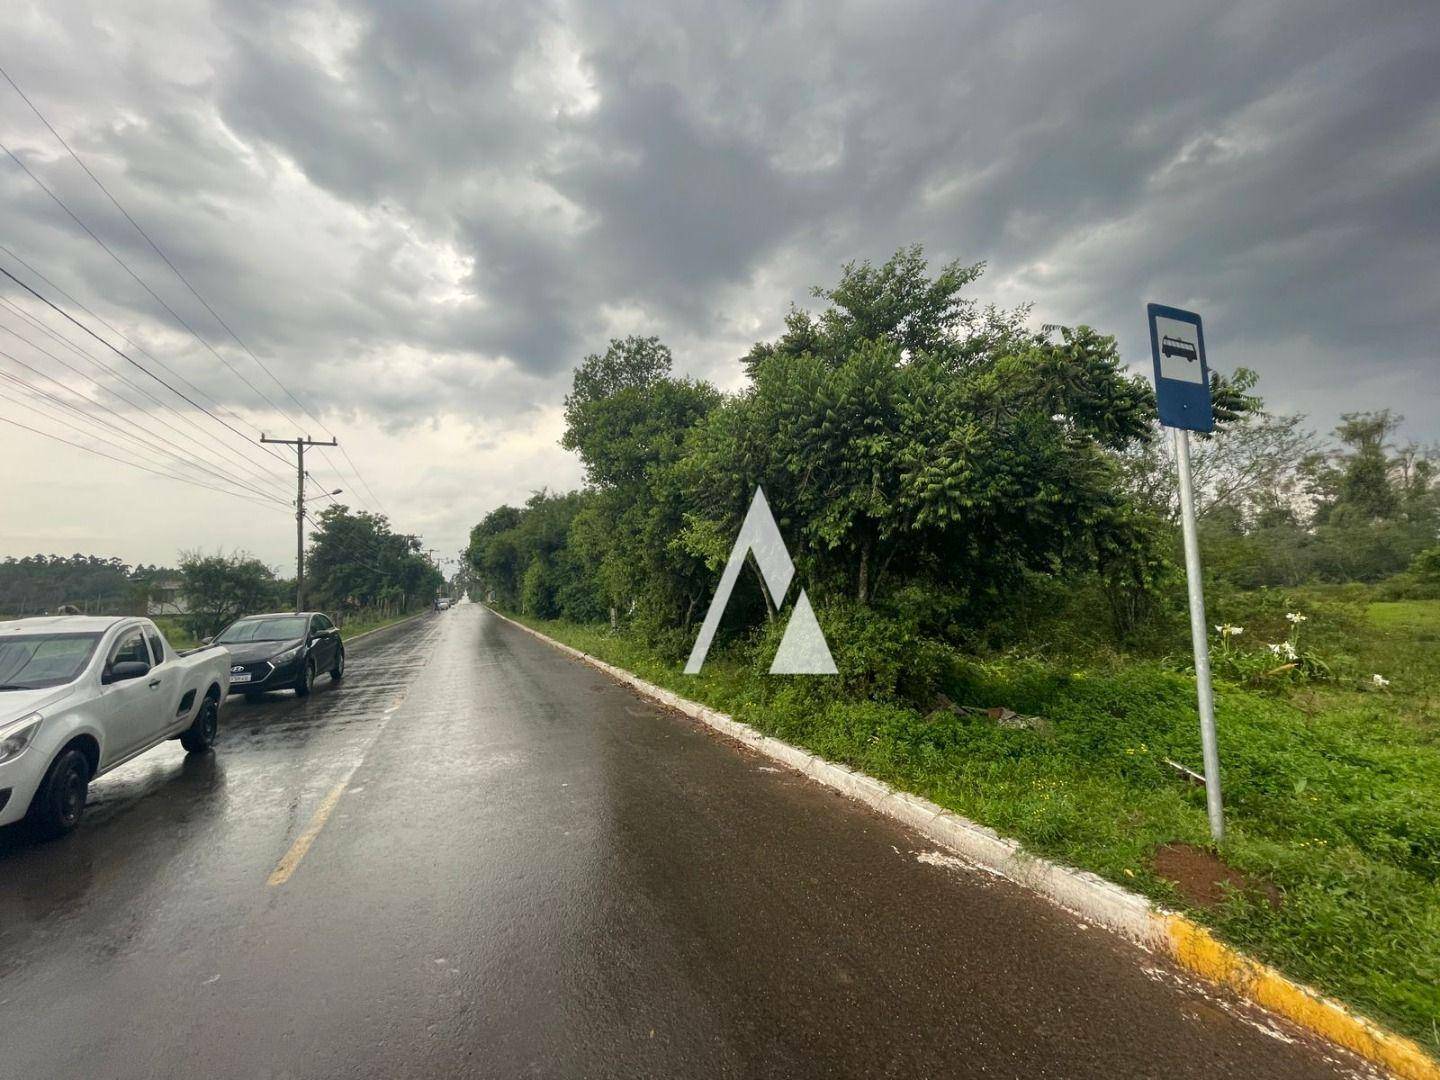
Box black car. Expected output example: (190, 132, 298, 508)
(211, 612, 345, 700)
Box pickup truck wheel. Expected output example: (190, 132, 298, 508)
(330, 646, 345, 680)
(181, 695, 220, 753)
(295, 658, 315, 697)
(28, 747, 91, 839)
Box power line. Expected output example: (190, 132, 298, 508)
(0, 344, 287, 504)
(0, 282, 335, 508)
(0, 300, 289, 495)
(0, 231, 333, 497)
(0, 70, 389, 515)
(0, 263, 337, 500)
(0, 393, 292, 511)
(0, 242, 299, 483)
(0, 136, 319, 443)
(301, 512, 393, 577)
(260, 433, 338, 609)
(0, 374, 287, 510)
(0, 241, 264, 436)
(335, 444, 389, 518)
(307, 471, 346, 506)
(0, 300, 291, 492)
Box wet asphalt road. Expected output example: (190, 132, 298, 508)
(0, 602, 1375, 1079)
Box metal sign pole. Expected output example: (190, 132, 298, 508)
(1173, 426, 1224, 842)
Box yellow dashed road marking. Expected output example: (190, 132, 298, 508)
(267, 780, 350, 886)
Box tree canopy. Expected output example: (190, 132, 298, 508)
(305, 505, 444, 615)
(468, 246, 1436, 653)
(178, 551, 288, 636)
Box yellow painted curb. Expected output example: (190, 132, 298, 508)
(1160, 914, 1439, 1080)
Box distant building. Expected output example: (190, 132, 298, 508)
(145, 578, 188, 616)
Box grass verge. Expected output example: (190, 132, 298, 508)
(151, 616, 200, 651)
(503, 605, 1440, 1054)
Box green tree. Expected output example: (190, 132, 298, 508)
(0, 554, 137, 616)
(466, 491, 603, 620)
(178, 551, 287, 636)
(468, 504, 526, 607)
(1411, 545, 1440, 584)
(471, 246, 1265, 647)
(306, 505, 443, 616)
(1311, 411, 1402, 524)
(1299, 412, 1437, 581)
(681, 254, 1163, 620)
(560, 336, 722, 630)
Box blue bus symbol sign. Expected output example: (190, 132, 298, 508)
(1147, 303, 1213, 431)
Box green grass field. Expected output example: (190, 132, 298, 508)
(512, 599, 1440, 1052)
(151, 616, 200, 651)
(1369, 600, 1440, 637)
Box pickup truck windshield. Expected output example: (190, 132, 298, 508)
(0, 632, 103, 690)
(217, 617, 308, 644)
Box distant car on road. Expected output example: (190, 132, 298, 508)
(435, 597, 451, 611)
(213, 612, 344, 701)
(0, 615, 229, 837)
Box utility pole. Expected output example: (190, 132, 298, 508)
(426, 547, 446, 603)
(260, 434, 338, 610)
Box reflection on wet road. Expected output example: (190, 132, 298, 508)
(0, 603, 1373, 1078)
(0, 614, 439, 1003)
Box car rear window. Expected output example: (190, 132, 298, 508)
(217, 617, 308, 643)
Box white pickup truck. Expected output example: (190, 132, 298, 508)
(0, 616, 230, 838)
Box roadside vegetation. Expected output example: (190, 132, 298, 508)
(149, 616, 200, 651)
(175, 506, 443, 637)
(0, 554, 176, 617)
(0, 504, 446, 636)
(469, 247, 1440, 1049)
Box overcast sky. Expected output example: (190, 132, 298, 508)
(1, 0, 1437, 572)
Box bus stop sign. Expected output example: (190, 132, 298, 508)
(1147, 302, 1213, 432)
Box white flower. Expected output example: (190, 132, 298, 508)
(1371, 674, 1390, 688)
(1216, 624, 1244, 638)
(1286, 612, 1308, 624)
(1268, 642, 1298, 660)
(1229, 626, 1244, 637)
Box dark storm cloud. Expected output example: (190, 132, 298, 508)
(0, 0, 1436, 433)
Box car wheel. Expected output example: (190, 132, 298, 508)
(330, 646, 345, 681)
(181, 695, 220, 754)
(295, 657, 315, 697)
(28, 747, 91, 839)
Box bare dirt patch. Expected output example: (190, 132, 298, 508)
(1152, 842, 1281, 910)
